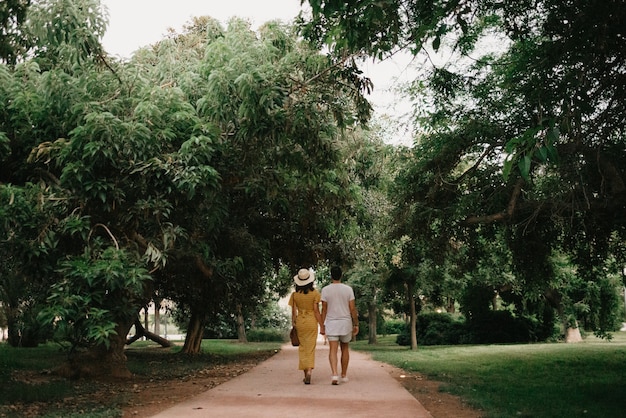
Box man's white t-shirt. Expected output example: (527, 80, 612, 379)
(321, 283, 355, 336)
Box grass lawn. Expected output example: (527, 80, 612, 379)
(353, 332, 626, 418)
(0, 339, 281, 417)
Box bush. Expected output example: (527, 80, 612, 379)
(396, 309, 559, 346)
(246, 328, 285, 342)
(380, 318, 406, 335)
(396, 312, 468, 346)
(467, 310, 537, 344)
(417, 312, 466, 345)
(395, 325, 411, 346)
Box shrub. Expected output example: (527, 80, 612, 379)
(467, 310, 540, 344)
(396, 309, 558, 346)
(395, 325, 411, 346)
(395, 313, 466, 346)
(381, 318, 406, 335)
(246, 328, 285, 342)
(417, 312, 467, 345)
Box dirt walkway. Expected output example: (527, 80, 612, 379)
(151, 340, 432, 417)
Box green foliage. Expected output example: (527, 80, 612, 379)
(180, 299, 289, 340)
(416, 312, 466, 346)
(464, 310, 535, 344)
(397, 312, 466, 346)
(38, 247, 152, 350)
(396, 307, 558, 346)
(26, 0, 108, 68)
(1, 0, 378, 365)
(0, 0, 31, 64)
(251, 300, 290, 330)
(246, 328, 285, 342)
(309, 0, 626, 340)
(151, 16, 374, 350)
(0, 182, 69, 346)
(379, 318, 405, 335)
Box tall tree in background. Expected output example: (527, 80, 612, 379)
(338, 122, 402, 343)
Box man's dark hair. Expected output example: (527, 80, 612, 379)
(330, 266, 342, 280)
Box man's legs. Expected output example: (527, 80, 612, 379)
(340, 341, 350, 378)
(328, 340, 340, 379)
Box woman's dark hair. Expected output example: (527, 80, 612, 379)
(296, 282, 314, 294)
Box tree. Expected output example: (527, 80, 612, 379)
(2, 4, 376, 380)
(2, 1, 221, 375)
(336, 123, 401, 343)
(302, 0, 626, 338)
(149, 17, 373, 352)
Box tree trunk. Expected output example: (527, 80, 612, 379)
(181, 310, 205, 354)
(368, 300, 377, 344)
(446, 297, 455, 313)
(56, 319, 135, 379)
(544, 289, 583, 343)
(565, 325, 583, 343)
(4, 302, 36, 347)
(6, 311, 21, 347)
(143, 306, 149, 338)
(406, 283, 418, 350)
(126, 318, 172, 347)
(153, 297, 162, 336)
(236, 303, 247, 343)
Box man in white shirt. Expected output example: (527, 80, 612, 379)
(320, 266, 359, 385)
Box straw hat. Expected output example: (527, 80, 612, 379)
(293, 268, 315, 286)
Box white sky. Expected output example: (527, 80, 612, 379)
(101, 0, 305, 59)
(100, 0, 415, 145)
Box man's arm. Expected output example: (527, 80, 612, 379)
(320, 301, 327, 334)
(349, 299, 359, 333)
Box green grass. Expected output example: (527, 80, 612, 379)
(197, 339, 282, 355)
(126, 339, 282, 377)
(0, 339, 281, 417)
(353, 333, 626, 418)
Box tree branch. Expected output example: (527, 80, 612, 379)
(464, 178, 524, 224)
(452, 144, 494, 185)
(195, 255, 214, 278)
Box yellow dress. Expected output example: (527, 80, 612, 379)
(288, 289, 321, 370)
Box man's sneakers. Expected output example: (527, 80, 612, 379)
(331, 375, 349, 385)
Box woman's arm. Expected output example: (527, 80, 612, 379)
(289, 292, 297, 326)
(313, 302, 323, 328)
(319, 301, 327, 335)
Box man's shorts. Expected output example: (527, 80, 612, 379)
(327, 333, 352, 343)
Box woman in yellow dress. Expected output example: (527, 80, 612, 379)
(288, 268, 322, 384)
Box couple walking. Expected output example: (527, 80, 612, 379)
(288, 266, 359, 385)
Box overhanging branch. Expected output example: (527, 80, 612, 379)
(464, 178, 524, 224)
